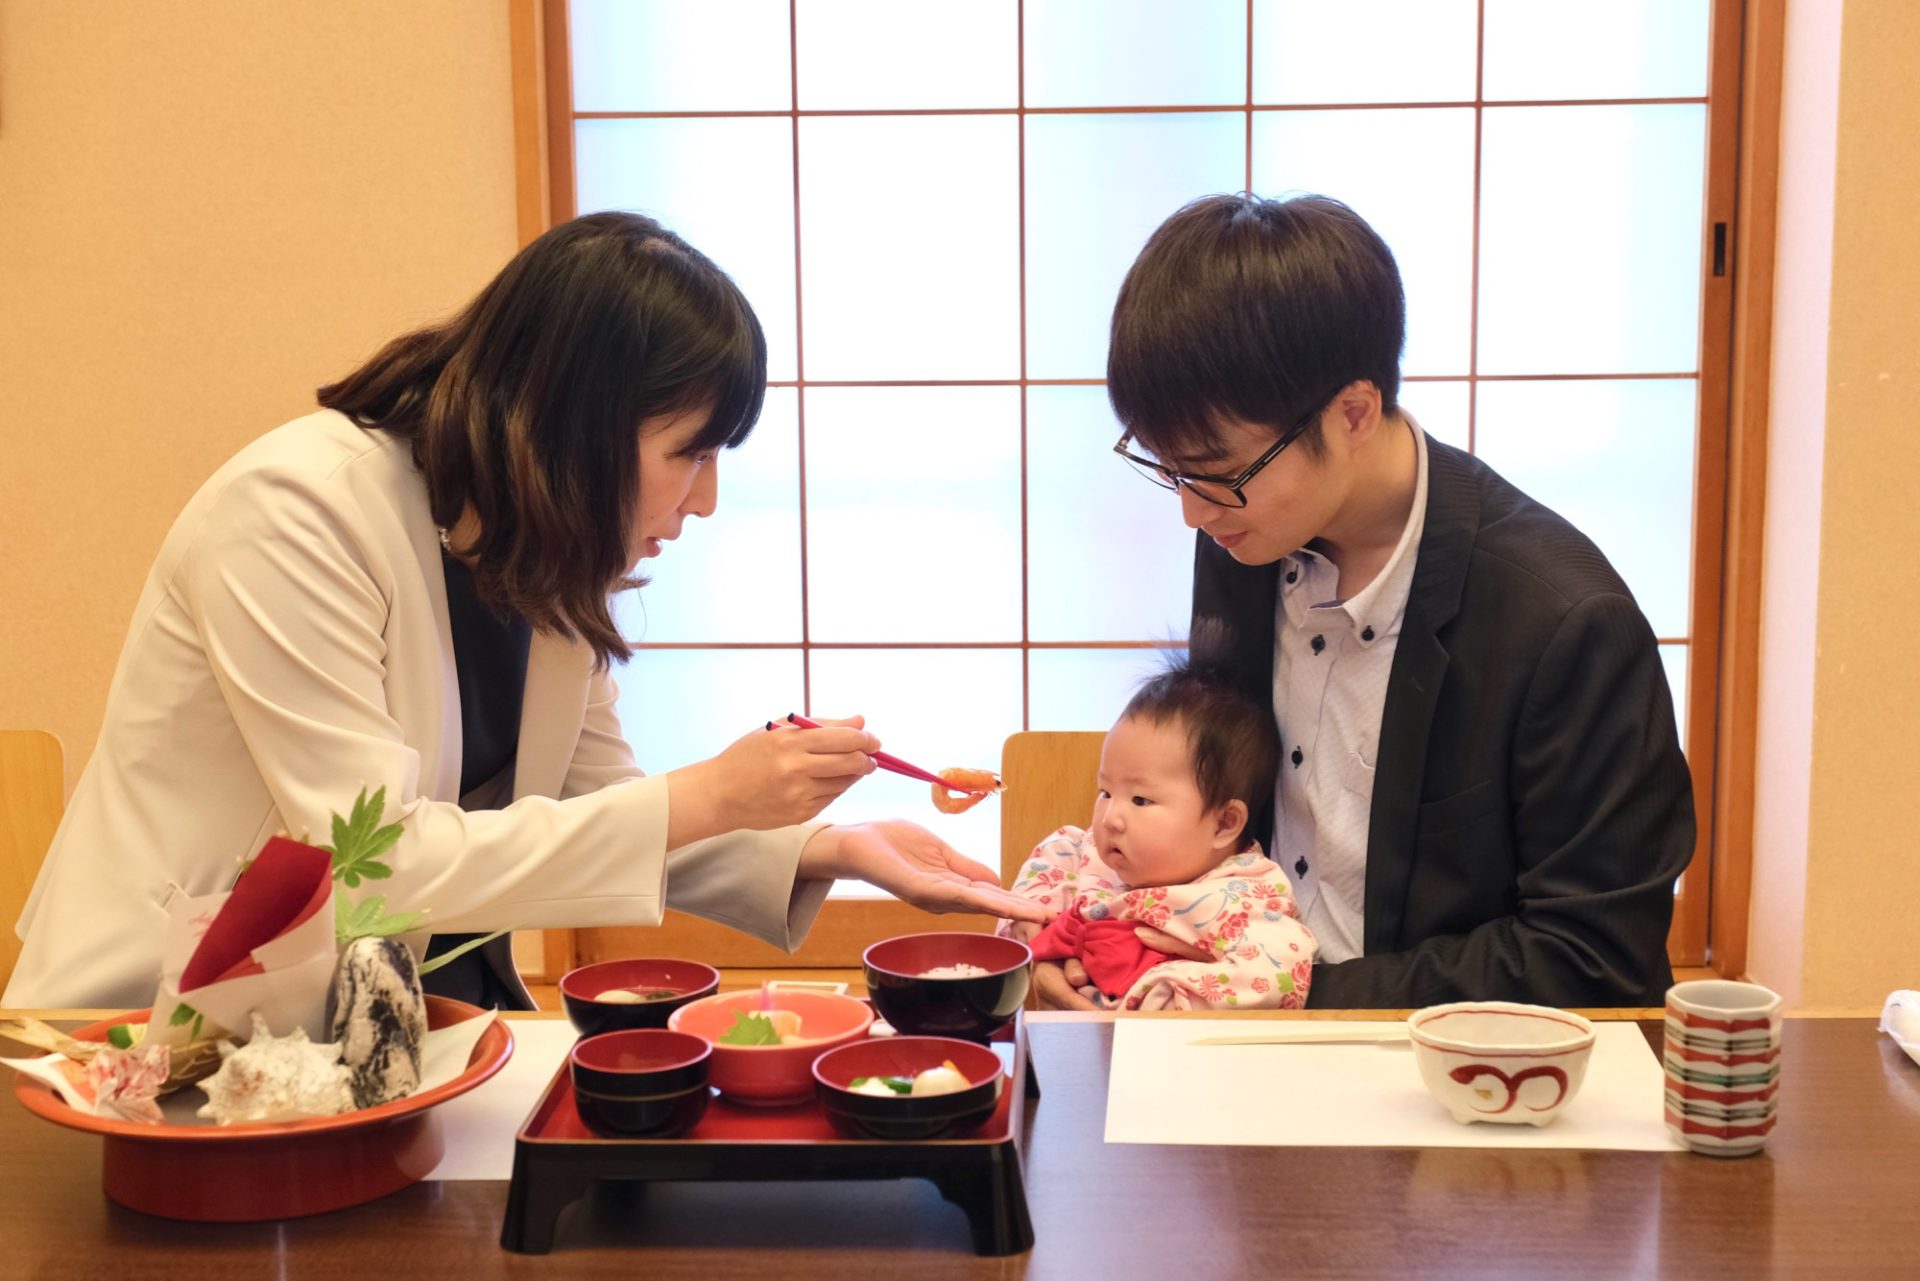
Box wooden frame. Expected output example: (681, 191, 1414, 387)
(510, 1, 1779, 978)
(1704, 0, 1785, 980)
(1664, 0, 1747, 965)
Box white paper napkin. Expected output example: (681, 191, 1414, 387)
(1879, 990, 1920, 1069)
(1106, 1018, 1682, 1151)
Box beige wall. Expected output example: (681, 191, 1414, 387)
(1748, 0, 1920, 1007)
(0, 2, 519, 788)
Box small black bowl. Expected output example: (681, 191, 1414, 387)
(570, 1029, 712, 1138)
(559, 958, 720, 1038)
(813, 1036, 1004, 1141)
(863, 933, 1032, 1040)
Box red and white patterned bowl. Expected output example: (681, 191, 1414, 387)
(1408, 1002, 1596, 1127)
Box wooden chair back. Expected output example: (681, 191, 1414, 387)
(0, 730, 65, 994)
(999, 731, 1105, 885)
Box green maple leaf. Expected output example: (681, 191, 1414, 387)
(717, 1011, 783, 1046)
(316, 786, 514, 959)
(324, 786, 404, 889)
(168, 1002, 204, 1041)
(334, 893, 427, 943)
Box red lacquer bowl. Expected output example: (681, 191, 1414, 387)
(668, 990, 873, 1105)
(813, 1035, 1006, 1140)
(559, 957, 721, 1037)
(863, 932, 1033, 1040)
(10, 995, 513, 1221)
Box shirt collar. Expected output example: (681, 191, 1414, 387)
(1278, 418, 1429, 648)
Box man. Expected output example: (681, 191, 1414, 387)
(1033, 192, 1693, 1009)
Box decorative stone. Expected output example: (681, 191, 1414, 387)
(195, 1013, 353, 1125)
(329, 936, 429, 1109)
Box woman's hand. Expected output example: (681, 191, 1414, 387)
(665, 715, 878, 847)
(799, 821, 1049, 924)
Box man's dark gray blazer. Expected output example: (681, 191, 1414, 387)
(1194, 435, 1695, 1008)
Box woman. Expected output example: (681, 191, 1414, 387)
(6, 212, 1041, 1011)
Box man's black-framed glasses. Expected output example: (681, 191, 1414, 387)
(1112, 414, 1316, 508)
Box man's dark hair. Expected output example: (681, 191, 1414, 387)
(1122, 653, 1280, 825)
(1107, 192, 1404, 463)
(318, 210, 765, 668)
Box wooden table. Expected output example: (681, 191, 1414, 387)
(4, 1013, 1916, 1279)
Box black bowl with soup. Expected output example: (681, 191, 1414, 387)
(559, 958, 721, 1037)
(862, 932, 1032, 1040)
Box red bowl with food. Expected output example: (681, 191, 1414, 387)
(813, 1035, 1005, 1140)
(666, 989, 873, 1105)
(863, 933, 1032, 1040)
(559, 958, 721, 1037)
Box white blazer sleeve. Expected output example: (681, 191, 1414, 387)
(559, 661, 832, 949)
(175, 462, 821, 951)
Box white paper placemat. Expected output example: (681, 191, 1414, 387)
(1105, 1019, 1682, 1151)
(428, 1018, 576, 1180)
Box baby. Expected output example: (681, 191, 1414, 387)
(1004, 660, 1317, 1010)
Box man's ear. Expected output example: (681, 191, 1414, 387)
(1331, 380, 1384, 448)
(1212, 798, 1250, 854)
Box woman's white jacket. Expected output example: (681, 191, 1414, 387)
(5, 410, 828, 1008)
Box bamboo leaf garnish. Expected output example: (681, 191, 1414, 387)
(415, 929, 513, 977)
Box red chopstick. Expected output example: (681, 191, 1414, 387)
(783, 712, 994, 793)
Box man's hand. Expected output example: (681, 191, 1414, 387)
(800, 821, 1048, 923)
(1031, 959, 1100, 1010)
(1132, 925, 1211, 963)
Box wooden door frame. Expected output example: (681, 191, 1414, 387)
(1700, 0, 1784, 980)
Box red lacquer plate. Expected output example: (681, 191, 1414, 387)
(11, 995, 513, 1221)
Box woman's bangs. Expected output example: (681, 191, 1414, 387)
(698, 344, 766, 450)
(656, 268, 767, 453)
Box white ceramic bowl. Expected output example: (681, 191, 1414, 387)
(1409, 1002, 1597, 1127)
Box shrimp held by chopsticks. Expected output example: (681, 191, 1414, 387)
(931, 768, 1002, 815)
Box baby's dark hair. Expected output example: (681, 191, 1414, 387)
(1121, 653, 1279, 817)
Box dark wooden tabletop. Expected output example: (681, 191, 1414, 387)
(4, 1016, 1917, 1279)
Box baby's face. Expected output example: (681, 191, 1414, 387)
(1091, 714, 1242, 887)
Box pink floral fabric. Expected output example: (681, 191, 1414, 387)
(1000, 826, 1318, 1011)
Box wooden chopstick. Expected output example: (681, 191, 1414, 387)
(1187, 1028, 1412, 1046)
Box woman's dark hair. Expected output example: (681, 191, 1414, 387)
(1122, 651, 1280, 828)
(1107, 192, 1404, 462)
(318, 210, 766, 667)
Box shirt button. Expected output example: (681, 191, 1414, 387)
(1311, 634, 1326, 654)
(1362, 626, 1375, 642)
(1291, 747, 1304, 767)
(1295, 856, 1309, 878)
